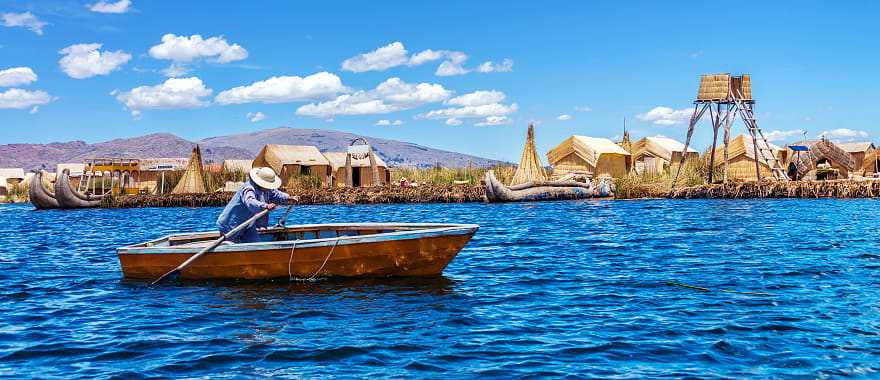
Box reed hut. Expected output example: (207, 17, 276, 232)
(630, 136, 698, 174)
(0, 168, 25, 197)
(222, 159, 253, 174)
(708, 134, 783, 181)
(784, 138, 855, 180)
(837, 142, 875, 174)
(509, 124, 547, 185)
(863, 149, 880, 177)
(323, 152, 390, 187)
(171, 146, 207, 194)
(547, 135, 632, 179)
(252, 144, 331, 187)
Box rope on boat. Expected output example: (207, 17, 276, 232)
(666, 281, 774, 296)
(307, 238, 339, 280)
(287, 237, 340, 281)
(287, 240, 297, 281)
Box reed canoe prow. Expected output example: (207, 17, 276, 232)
(28, 170, 60, 210)
(118, 223, 479, 280)
(54, 169, 102, 209)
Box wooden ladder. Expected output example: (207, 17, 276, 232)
(733, 99, 788, 181)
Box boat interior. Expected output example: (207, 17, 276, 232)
(132, 224, 467, 248)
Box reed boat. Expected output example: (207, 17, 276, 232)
(118, 223, 479, 280)
(484, 170, 610, 202)
(28, 170, 60, 209)
(54, 169, 103, 209)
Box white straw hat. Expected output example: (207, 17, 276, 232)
(249, 167, 282, 190)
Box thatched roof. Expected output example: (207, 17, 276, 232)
(0, 168, 25, 180)
(222, 159, 253, 173)
(547, 135, 630, 167)
(510, 124, 547, 186)
(323, 152, 388, 171)
(710, 134, 781, 167)
(631, 136, 697, 162)
(837, 142, 875, 153)
(785, 138, 855, 177)
(172, 145, 207, 194)
(253, 144, 330, 175)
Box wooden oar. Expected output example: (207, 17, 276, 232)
(275, 204, 294, 228)
(151, 208, 271, 285)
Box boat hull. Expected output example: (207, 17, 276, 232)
(54, 169, 102, 209)
(484, 170, 597, 202)
(28, 170, 60, 209)
(118, 224, 478, 280)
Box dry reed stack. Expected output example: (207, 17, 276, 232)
(171, 145, 207, 194)
(666, 180, 880, 199)
(509, 124, 547, 186)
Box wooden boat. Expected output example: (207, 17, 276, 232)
(28, 170, 60, 209)
(484, 170, 604, 202)
(54, 169, 103, 209)
(118, 223, 479, 280)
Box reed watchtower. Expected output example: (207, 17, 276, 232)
(671, 74, 787, 187)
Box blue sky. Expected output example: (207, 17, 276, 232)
(1, 1, 878, 162)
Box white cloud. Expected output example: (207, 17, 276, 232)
(475, 116, 511, 126)
(88, 0, 132, 13)
(409, 49, 446, 65)
(557, 114, 572, 121)
(341, 42, 408, 73)
(0, 67, 37, 87)
(0, 88, 52, 109)
(1, 12, 47, 35)
(447, 90, 505, 107)
(148, 34, 247, 76)
(419, 102, 519, 120)
(246, 111, 266, 122)
(574, 105, 592, 112)
(764, 129, 804, 142)
(215, 72, 346, 104)
(445, 118, 463, 126)
(296, 77, 450, 118)
(112, 77, 212, 117)
(160, 63, 190, 77)
(58, 43, 131, 79)
(636, 106, 692, 126)
(435, 51, 469, 76)
(476, 58, 513, 73)
(819, 128, 869, 142)
(375, 119, 403, 126)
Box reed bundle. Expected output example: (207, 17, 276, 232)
(667, 180, 880, 199)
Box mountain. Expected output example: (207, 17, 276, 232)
(0, 128, 503, 171)
(199, 127, 503, 168)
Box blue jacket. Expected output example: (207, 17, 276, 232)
(217, 179, 290, 233)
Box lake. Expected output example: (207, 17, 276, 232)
(1, 199, 879, 378)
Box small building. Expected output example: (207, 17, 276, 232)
(222, 159, 253, 174)
(836, 142, 875, 174)
(252, 144, 331, 187)
(546, 135, 632, 179)
(630, 136, 699, 174)
(709, 134, 783, 181)
(0, 168, 25, 197)
(784, 138, 855, 180)
(323, 152, 390, 187)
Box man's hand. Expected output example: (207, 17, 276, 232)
(289, 196, 301, 204)
(265, 203, 277, 210)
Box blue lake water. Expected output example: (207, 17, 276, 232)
(2, 199, 880, 378)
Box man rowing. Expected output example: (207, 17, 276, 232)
(217, 167, 296, 243)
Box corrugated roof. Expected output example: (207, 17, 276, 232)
(323, 152, 388, 170)
(547, 135, 630, 168)
(572, 136, 631, 155)
(645, 136, 697, 153)
(255, 145, 330, 167)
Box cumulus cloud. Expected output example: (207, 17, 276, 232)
(215, 72, 346, 105)
(476, 59, 513, 73)
(557, 114, 572, 121)
(419, 102, 518, 120)
(112, 77, 212, 117)
(375, 119, 403, 126)
(445, 118, 463, 126)
(246, 111, 266, 122)
(446, 90, 505, 107)
(88, 0, 132, 13)
(435, 51, 470, 76)
(408, 49, 446, 66)
(475, 116, 511, 126)
(296, 77, 450, 119)
(636, 106, 692, 126)
(819, 128, 869, 142)
(149, 34, 247, 76)
(0, 88, 52, 109)
(342, 42, 409, 73)
(58, 43, 131, 79)
(764, 129, 804, 142)
(0, 67, 38, 87)
(1, 12, 47, 35)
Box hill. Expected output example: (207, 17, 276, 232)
(0, 128, 503, 171)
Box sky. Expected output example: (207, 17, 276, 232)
(1, 1, 879, 162)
